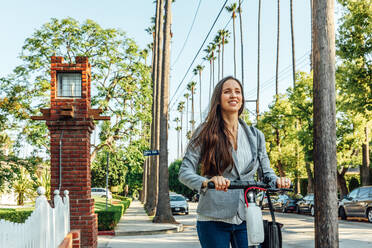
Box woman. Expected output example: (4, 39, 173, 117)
(178, 76, 291, 248)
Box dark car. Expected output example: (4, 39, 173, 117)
(338, 186, 372, 223)
(296, 193, 314, 216)
(281, 194, 302, 213)
(271, 193, 299, 213)
(170, 194, 189, 215)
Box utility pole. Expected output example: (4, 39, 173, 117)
(313, 0, 338, 247)
(256, 0, 262, 121)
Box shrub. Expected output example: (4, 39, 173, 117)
(95, 198, 131, 231)
(168, 159, 195, 199)
(0, 208, 34, 223)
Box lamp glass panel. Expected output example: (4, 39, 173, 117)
(57, 73, 82, 98)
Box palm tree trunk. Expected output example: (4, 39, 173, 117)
(290, 0, 296, 87)
(238, 0, 244, 86)
(153, 0, 176, 223)
(199, 72, 202, 122)
(233, 13, 237, 78)
(186, 98, 189, 134)
(212, 57, 215, 87)
(256, 0, 262, 121)
(146, 0, 163, 215)
(191, 87, 195, 132)
(275, 0, 280, 98)
(177, 127, 180, 158)
(140, 159, 147, 203)
(218, 46, 221, 81)
(222, 39, 225, 78)
(209, 60, 212, 100)
(180, 112, 183, 156)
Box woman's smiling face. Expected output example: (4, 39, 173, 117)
(220, 79, 243, 114)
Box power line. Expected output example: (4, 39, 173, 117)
(245, 51, 310, 98)
(245, 53, 310, 99)
(171, 0, 202, 67)
(169, 1, 243, 112)
(169, 0, 229, 107)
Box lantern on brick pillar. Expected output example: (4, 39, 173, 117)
(32, 56, 109, 248)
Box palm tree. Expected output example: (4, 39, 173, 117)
(256, 0, 262, 121)
(290, 0, 296, 87)
(13, 167, 35, 206)
(218, 29, 230, 79)
(203, 42, 216, 97)
(153, 0, 176, 223)
(146, 0, 163, 216)
(187, 81, 197, 133)
(238, 0, 244, 86)
(173, 117, 180, 158)
(184, 92, 190, 134)
(177, 101, 185, 155)
(226, 3, 238, 77)
(193, 64, 205, 122)
(214, 35, 222, 81)
(275, 0, 280, 98)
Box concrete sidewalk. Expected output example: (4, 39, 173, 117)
(98, 200, 184, 247)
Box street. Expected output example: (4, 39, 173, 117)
(99, 202, 372, 248)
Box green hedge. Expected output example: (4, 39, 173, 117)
(0, 208, 34, 223)
(112, 194, 132, 205)
(95, 198, 131, 231)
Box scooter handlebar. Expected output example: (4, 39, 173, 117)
(207, 180, 293, 191)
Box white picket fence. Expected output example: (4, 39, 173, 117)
(0, 187, 70, 248)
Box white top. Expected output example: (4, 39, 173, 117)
(197, 122, 252, 224)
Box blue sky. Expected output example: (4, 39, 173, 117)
(0, 0, 329, 162)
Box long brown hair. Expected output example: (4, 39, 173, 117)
(191, 76, 245, 176)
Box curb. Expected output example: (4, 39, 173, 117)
(114, 224, 184, 236)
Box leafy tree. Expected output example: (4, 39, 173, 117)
(287, 72, 314, 193)
(258, 94, 303, 179)
(0, 18, 152, 191)
(336, 0, 371, 185)
(168, 159, 194, 199)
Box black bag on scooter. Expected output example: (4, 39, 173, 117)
(261, 191, 283, 248)
(258, 161, 283, 248)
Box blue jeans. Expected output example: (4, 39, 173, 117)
(197, 220, 259, 248)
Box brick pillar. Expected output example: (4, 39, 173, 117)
(32, 56, 108, 248)
(49, 122, 97, 248)
(48, 56, 97, 248)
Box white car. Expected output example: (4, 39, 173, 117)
(91, 187, 112, 199)
(170, 194, 189, 215)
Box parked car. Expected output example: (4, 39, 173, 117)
(338, 186, 372, 223)
(170, 194, 189, 215)
(296, 193, 314, 216)
(257, 192, 278, 210)
(272, 194, 289, 212)
(273, 193, 302, 213)
(91, 187, 112, 199)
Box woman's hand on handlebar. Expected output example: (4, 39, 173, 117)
(204, 176, 230, 192)
(276, 177, 291, 189)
